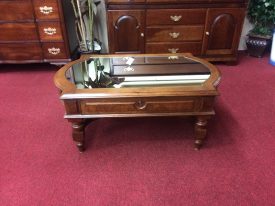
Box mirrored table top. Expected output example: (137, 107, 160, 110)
(65, 55, 212, 89)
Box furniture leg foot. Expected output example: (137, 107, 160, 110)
(72, 121, 86, 152)
(194, 140, 203, 150)
(76, 142, 85, 152)
(194, 116, 209, 150)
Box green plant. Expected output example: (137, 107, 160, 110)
(247, 0, 275, 37)
(71, 0, 98, 52)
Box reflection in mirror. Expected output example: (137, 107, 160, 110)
(68, 57, 119, 89)
(65, 56, 211, 89)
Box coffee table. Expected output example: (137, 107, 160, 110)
(54, 53, 221, 152)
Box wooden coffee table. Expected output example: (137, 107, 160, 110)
(54, 53, 220, 152)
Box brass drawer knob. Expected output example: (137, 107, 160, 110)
(205, 31, 210, 36)
(169, 32, 180, 39)
(168, 48, 179, 53)
(170, 15, 182, 22)
(124, 66, 134, 72)
(168, 56, 179, 60)
(134, 100, 147, 110)
(44, 27, 57, 35)
(39, 6, 53, 15)
(48, 47, 60, 55)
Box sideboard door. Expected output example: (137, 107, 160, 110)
(202, 8, 245, 56)
(108, 10, 145, 53)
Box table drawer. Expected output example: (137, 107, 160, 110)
(146, 25, 204, 42)
(0, 1, 34, 21)
(81, 97, 199, 114)
(146, 42, 202, 55)
(0, 23, 39, 41)
(146, 9, 206, 26)
(42, 42, 68, 59)
(38, 21, 63, 41)
(33, 0, 60, 20)
(0, 43, 42, 61)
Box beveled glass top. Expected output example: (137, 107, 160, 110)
(65, 55, 211, 89)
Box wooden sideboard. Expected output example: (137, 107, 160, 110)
(106, 0, 248, 63)
(0, 0, 77, 64)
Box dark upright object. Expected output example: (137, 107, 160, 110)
(0, 0, 77, 64)
(106, 0, 248, 63)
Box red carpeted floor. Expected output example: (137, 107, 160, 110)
(0, 55, 275, 205)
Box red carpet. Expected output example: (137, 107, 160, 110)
(0, 55, 275, 205)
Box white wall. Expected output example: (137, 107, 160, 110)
(238, 17, 253, 50)
(94, 0, 108, 53)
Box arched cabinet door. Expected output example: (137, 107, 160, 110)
(202, 8, 245, 56)
(108, 10, 145, 53)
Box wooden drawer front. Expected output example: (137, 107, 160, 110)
(146, 26, 204, 42)
(0, 23, 39, 41)
(147, 0, 209, 2)
(38, 21, 63, 41)
(0, 1, 33, 21)
(108, 0, 145, 3)
(146, 42, 202, 55)
(81, 97, 198, 114)
(0, 43, 42, 61)
(147, 9, 206, 26)
(33, 0, 60, 20)
(42, 42, 68, 59)
(212, 0, 245, 2)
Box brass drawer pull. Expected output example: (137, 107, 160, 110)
(169, 32, 180, 39)
(39, 6, 53, 15)
(124, 66, 134, 72)
(170, 15, 182, 22)
(168, 48, 179, 53)
(134, 100, 147, 110)
(168, 56, 179, 60)
(48, 47, 60, 55)
(44, 27, 57, 35)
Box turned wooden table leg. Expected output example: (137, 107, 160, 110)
(194, 116, 210, 150)
(72, 121, 86, 152)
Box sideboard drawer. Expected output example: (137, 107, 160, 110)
(33, 0, 60, 20)
(42, 42, 68, 59)
(80, 97, 198, 114)
(106, 0, 247, 63)
(37, 21, 63, 41)
(0, 23, 39, 41)
(146, 9, 206, 26)
(146, 25, 204, 42)
(146, 42, 202, 55)
(0, 43, 42, 61)
(0, 0, 72, 64)
(211, 0, 245, 2)
(147, 0, 209, 2)
(0, 1, 33, 21)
